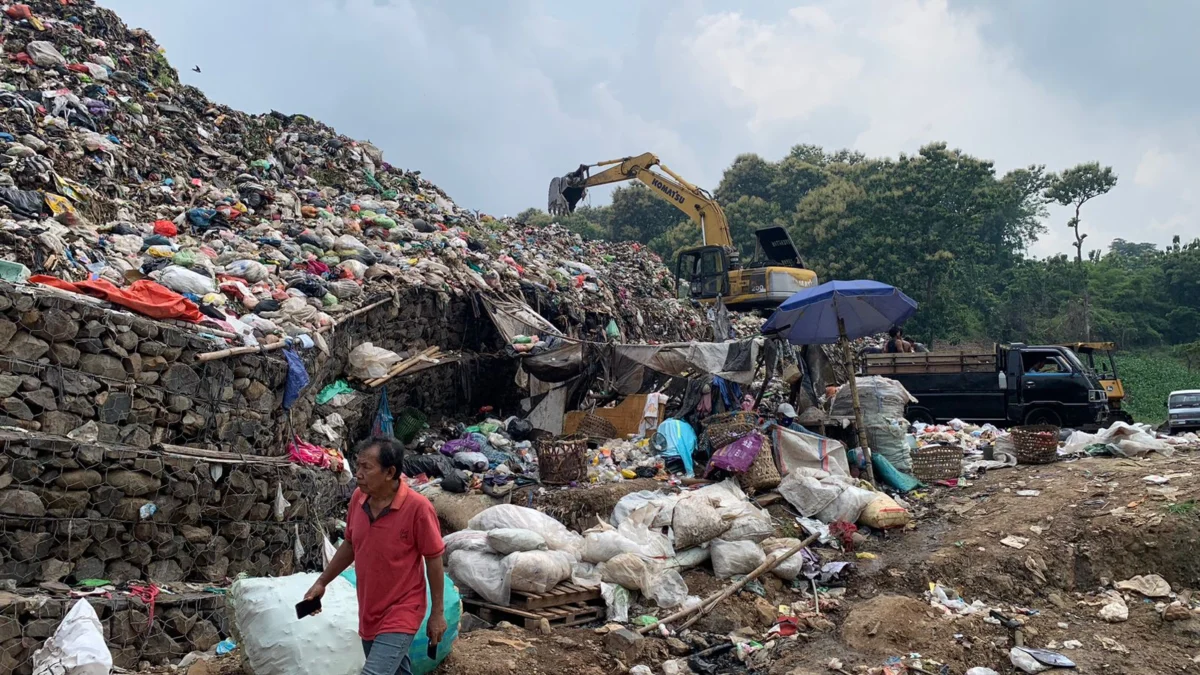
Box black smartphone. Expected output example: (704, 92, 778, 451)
(295, 597, 321, 619)
(427, 641, 439, 659)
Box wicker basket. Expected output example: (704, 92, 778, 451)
(910, 443, 963, 483)
(738, 439, 781, 493)
(1011, 425, 1060, 464)
(536, 435, 588, 485)
(702, 411, 758, 429)
(704, 422, 756, 452)
(575, 414, 619, 443)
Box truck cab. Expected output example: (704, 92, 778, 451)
(1167, 389, 1200, 434)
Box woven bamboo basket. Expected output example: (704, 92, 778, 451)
(738, 439, 781, 493)
(702, 410, 758, 429)
(910, 443, 963, 483)
(1011, 425, 1060, 464)
(536, 435, 588, 485)
(575, 414, 619, 443)
(704, 422, 756, 452)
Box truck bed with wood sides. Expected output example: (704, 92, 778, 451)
(864, 350, 997, 375)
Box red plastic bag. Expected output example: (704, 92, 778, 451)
(153, 220, 178, 237)
(31, 276, 204, 323)
(288, 435, 330, 469)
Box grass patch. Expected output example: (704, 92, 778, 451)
(1165, 500, 1196, 516)
(1115, 351, 1200, 425)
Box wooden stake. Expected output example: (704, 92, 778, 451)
(637, 532, 819, 635)
(364, 346, 441, 387)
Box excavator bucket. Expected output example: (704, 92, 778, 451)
(548, 166, 588, 215)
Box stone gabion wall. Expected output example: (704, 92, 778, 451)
(0, 433, 346, 587)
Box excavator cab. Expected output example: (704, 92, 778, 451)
(675, 246, 730, 300)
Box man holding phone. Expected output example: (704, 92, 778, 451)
(304, 436, 446, 675)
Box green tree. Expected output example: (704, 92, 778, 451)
(607, 184, 686, 246)
(1045, 162, 1118, 263)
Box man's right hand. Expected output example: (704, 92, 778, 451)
(303, 581, 326, 614)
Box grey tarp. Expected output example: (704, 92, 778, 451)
(606, 339, 761, 394)
(481, 295, 562, 343)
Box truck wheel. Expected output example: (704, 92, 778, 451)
(907, 407, 935, 425)
(1024, 408, 1062, 426)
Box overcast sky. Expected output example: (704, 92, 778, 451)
(102, 0, 1199, 258)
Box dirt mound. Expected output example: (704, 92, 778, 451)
(841, 595, 943, 655)
(439, 628, 611, 675)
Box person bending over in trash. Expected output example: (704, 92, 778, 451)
(305, 436, 446, 675)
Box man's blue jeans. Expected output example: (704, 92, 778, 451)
(361, 633, 413, 675)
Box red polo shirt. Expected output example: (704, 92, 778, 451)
(346, 482, 444, 639)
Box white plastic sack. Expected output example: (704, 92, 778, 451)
(601, 582, 631, 622)
(27, 41, 67, 68)
(32, 600, 112, 675)
(348, 342, 401, 380)
(583, 529, 650, 564)
(815, 484, 877, 524)
(722, 508, 775, 543)
(157, 265, 215, 295)
(229, 573, 363, 675)
(335, 234, 367, 251)
(226, 259, 269, 283)
(671, 493, 729, 550)
(443, 530, 493, 557)
(667, 545, 710, 570)
(710, 539, 765, 579)
(773, 425, 849, 476)
(761, 538, 805, 581)
(599, 552, 653, 591)
(611, 490, 678, 528)
(645, 568, 689, 609)
(505, 550, 573, 594)
(448, 550, 510, 605)
(571, 562, 602, 588)
(616, 502, 674, 558)
(468, 505, 583, 558)
(486, 528, 547, 554)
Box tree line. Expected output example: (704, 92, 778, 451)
(519, 143, 1200, 350)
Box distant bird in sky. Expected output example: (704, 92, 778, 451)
(192, 65, 201, 73)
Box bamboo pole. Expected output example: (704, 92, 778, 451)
(840, 317, 875, 484)
(365, 346, 441, 388)
(195, 296, 392, 362)
(637, 531, 819, 635)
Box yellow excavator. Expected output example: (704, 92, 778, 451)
(548, 153, 818, 311)
(1059, 342, 1134, 424)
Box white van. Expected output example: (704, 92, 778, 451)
(1167, 389, 1200, 434)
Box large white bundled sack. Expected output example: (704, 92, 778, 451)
(348, 343, 401, 380)
(229, 573, 363, 675)
(671, 493, 729, 550)
(644, 568, 689, 609)
(442, 530, 492, 556)
(616, 502, 674, 558)
(32, 600, 112, 675)
(505, 550, 573, 594)
(582, 528, 649, 564)
(611, 490, 678, 528)
(762, 538, 806, 581)
(468, 505, 583, 558)
(710, 539, 765, 578)
(599, 552, 654, 591)
(157, 265, 215, 295)
(722, 507, 775, 543)
(447, 550, 510, 605)
(486, 528, 547, 554)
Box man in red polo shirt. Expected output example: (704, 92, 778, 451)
(305, 437, 446, 675)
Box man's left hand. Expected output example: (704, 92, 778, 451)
(427, 614, 448, 645)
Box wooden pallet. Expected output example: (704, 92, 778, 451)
(510, 582, 600, 610)
(463, 598, 605, 630)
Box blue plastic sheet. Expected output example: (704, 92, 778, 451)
(655, 419, 698, 476)
(282, 349, 309, 411)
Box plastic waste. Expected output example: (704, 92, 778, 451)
(31, 599, 112, 675)
(710, 539, 765, 578)
(316, 380, 356, 405)
(671, 493, 729, 550)
(599, 552, 654, 591)
(443, 530, 493, 557)
(486, 528, 547, 554)
(468, 505, 583, 558)
(27, 40, 67, 67)
(447, 550, 510, 606)
(761, 538, 806, 580)
(505, 549, 573, 594)
(1008, 647, 1050, 674)
(644, 568, 689, 608)
(452, 451, 489, 473)
(601, 582, 631, 622)
(858, 494, 911, 529)
(229, 573, 363, 675)
(348, 342, 401, 380)
(157, 265, 215, 295)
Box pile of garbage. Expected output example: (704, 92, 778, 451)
(0, 1, 707, 351)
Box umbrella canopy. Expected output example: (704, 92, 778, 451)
(762, 280, 918, 344)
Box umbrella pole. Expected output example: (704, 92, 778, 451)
(839, 318, 875, 484)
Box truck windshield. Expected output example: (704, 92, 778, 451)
(1060, 350, 1086, 373)
(1169, 393, 1200, 409)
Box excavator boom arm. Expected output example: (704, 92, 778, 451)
(555, 153, 733, 248)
